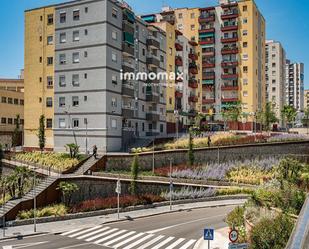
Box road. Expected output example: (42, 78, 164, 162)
(0, 205, 234, 249)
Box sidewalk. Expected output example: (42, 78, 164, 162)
(194, 227, 230, 249)
(0, 199, 245, 239)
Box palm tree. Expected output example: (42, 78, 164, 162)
(65, 143, 80, 158)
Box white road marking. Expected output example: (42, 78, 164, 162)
(94, 229, 127, 244)
(122, 233, 155, 249)
(165, 238, 186, 249)
(68, 225, 102, 238)
(61, 228, 84, 236)
(178, 239, 196, 249)
(136, 235, 165, 249)
(111, 232, 144, 248)
(77, 227, 109, 240)
(151, 236, 175, 249)
(85, 228, 118, 242)
(2, 241, 49, 249)
(57, 242, 93, 249)
(103, 231, 136, 246)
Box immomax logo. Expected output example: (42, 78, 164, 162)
(120, 70, 184, 82)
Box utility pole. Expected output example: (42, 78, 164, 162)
(85, 118, 88, 155)
(33, 170, 37, 233)
(169, 158, 173, 211)
(152, 138, 155, 174)
(2, 188, 5, 237)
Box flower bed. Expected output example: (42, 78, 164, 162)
(267, 133, 308, 143)
(17, 204, 67, 220)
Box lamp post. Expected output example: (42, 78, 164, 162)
(169, 158, 173, 211)
(174, 110, 179, 140)
(33, 170, 37, 233)
(2, 187, 5, 237)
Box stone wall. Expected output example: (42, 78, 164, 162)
(102, 141, 309, 171)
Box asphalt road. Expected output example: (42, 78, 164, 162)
(0, 205, 234, 249)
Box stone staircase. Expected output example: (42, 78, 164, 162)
(73, 155, 102, 175)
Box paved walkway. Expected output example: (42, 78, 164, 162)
(0, 199, 246, 239)
(194, 227, 230, 249)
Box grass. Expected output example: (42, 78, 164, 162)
(17, 204, 68, 220)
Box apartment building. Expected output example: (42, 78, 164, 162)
(141, 16, 199, 132)
(265, 40, 286, 123)
(305, 89, 309, 109)
(143, 0, 266, 128)
(0, 78, 24, 147)
(25, 0, 167, 153)
(285, 60, 304, 112)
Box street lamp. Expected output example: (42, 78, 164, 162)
(33, 169, 37, 233)
(168, 158, 173, 211)
(174, 110, 179, 140)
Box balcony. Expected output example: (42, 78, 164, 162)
(202, 61, 215, 68)
(202, 72, 215, 80)
(202, 79, 215, 86)
(189, 40, 198, 46)
(221, 2, 238, 8)
(202, 50, 215, 57)
(189, 53, 198, 60)
(221, 36, 238, 43)
(146, 57, 160, 68)
(122, 42, 134, 56)
(175, 56, 183, 66)
(188, 95, 198, 102)
(146, 92, 160, 102)
(221, 11, 239, 20)
(221, 23, 238, 32)
(221, 47, 239, 55)
(122, 64, 134, 73)
(222, 97, 239, 102)
(175, 42, 183, 51)
(122, 84, 135, 97)
(199, 38, 215, 45)
(202, 98, 215, 104)
(189, 64, 198, 74)
(189, 81, 198, 88)
(203, 85, 214, 91)
(221, 61, 238, 67)
(221, 85, 239, 91)
(198, 13, 215, 23)
(146, 111, 160, 122)
(122, 106, 135, 119)
(221, 73, 238, 80)
(188, 109, 197, 117)
(123, 22, 134, 34)
(199, 27, 215, 33)
(189, 78, 197, 84)
(147, 38, 160, 49)
(175, 90, 183, 98)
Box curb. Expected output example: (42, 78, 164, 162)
(0, 232, 47, 242)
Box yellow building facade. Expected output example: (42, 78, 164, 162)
(24, 6, 55, 150)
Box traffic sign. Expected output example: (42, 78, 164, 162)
(228, 243, 248, 249)
(229, 229, 239, 243)
(204, 228, 214, 241)
(115, 179, 121, 194)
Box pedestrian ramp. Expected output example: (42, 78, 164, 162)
(61, 225, 197, 249)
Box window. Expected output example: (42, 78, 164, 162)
(272, 62, 276, 67)
(160, 124, 163, 133)
(73, 10, 80, 21)
(177, 24, 183, 30)
(84, 29, 88, 35)
(60, 33, 66, 43)
(1, 118, 6, 124)
(242, 54, 248, 60)
(169, 47, 172, 55)
(111, 97, 117, 107)
(112, 8, 118, 19)
(73, 31, 80, 41)
(84, 51, 88, 57)
(243, 91, 248, 97)
(46, 119, 53, 128)
(112, 75, 117, 84)
(243, 42, 248, 48)
(112, 31, 117, 40)
(178, 13, 183, 19)
(47, 36, 53, 45)
(1, 97, 6, 103)
(191, 25, 195, 31)
(60, 12, 66, 23)
(47, 14, 53, 25)
(8, 98, 13, 104)
(85, 7, 88, 13)
(59, 97, 65, 107)
(243, 66, 248, 73)
(8, 118, 13, 124)
(111, 119, 117, 128)
(14, 99, 18, 105)
(72, 96, 79, 106)
(243, 78, 248, 85)
(39, 36, 42, 42)
(160, 55, 164, 63)
(111, 52, 117, 62)
(142, 48, 145, 56)
(72, 119, 79, 128)
(59, 54, 66, 64)
(47, 76, 53, 88)
(39, 57, 42, 63)
(59, 118, 66, 128)
(72, 52, 79, 63)
(72, 74, 79, 86)
(46, 97, 53, 107)
(59, 75, 66, 87)
(84, 73, 88, 79)
(84, 96, 88, 101)
(20, 99, 24, 105)
(243, 5, 247, 11)
(243, 18, 248, 24)
(242, 30, 248, 36)
(47, 57, 53, 65)
(190, 13, 195, 19)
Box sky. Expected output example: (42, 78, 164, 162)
(0, 0, 308, 89)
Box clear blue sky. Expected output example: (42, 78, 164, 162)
(0, 0, 308, 89)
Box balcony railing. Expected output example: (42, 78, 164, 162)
(221, 23, 238, 32)
(122, 106, 135, 119)
(189, 53, 198, 60)
(122, 42, 134, 56)
(199, 27, 215, 33)
(221, 73, 238, 80)
(146, 111, 160, 122)
(202, 50, 215, 57)
(122, 84, 135, 97)
(147, 37, 160, 49)
(175, 90, 183, 98)
(202, 72, 215, 80)
(189, 81, 198, 88)
(221, 61, 238, 67)
(189, 64, 198, 74)
(221, 2, 238, 8)
(221, 36, 238, 43)
(202, 98, 215, 104)
(175, 56, 183, 66)
(198, 14, 215, 23)
(202, 61, 215, 68)
(199, 38, 215, 45)
(221, 47, 239, 55)
(188, 95, 198, 102)
(175, 42, 183, 51)
(146, 57, 160, 67)
(146, 92, 160, 102)
(221, 10, 239, 20)
(221, 97, 239, 102)
(221, 85, 239, 91)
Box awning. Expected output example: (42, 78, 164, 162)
(125, 10, 135, 23)
(201, 44, 215, 48)
(123, 32, 134, 45)
(199, 33, 214, 38)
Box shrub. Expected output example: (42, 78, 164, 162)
(216, 187, 254, 196)
(226, 206, 245, 228)
(188, 131, 194, 166)
(17, 204, 67, 220)
(130, 154, 139, 195)
(161, 187, 216, 200)
(227, 167, 275, 185)
(250, 214, 294, 249)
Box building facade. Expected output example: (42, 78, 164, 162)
(305, 89, 309, 109)
(285, 60, 304, 112)
(265, 40, 286, 123)
(25, 0, 167, 153)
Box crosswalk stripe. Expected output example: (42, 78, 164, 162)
(103, 231, 136, 246)
(165, 238, 186, 249)
(136, 235, 165, 249)
(151, 236, 175, 249)
(61, 228, 84, 236)
(77, 227, 110, 240)
(94, 229, 127, 244)
(111, 232, 145, 248)
(179, 239, 196, 249)
(122, 233, 155, 249)
(68, 225, 102, 238)
(85, 228, 118, 242)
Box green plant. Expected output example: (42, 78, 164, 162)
(250, 214, 294, 249)
(17, 204, 67, 220)
(281, 105, 297, 131)
(130, 154, 139, 195)
(37, 115, 46, 151)
(187, 130, 194, 166)
(65, 143, 80, 159)
(57, 181, 79, 206)
(226, 206, 245, 228)
(12, 114, 21, 147)
(277, 157, 303, 186)
(259, 102, 278, 131)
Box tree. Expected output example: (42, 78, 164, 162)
(14, 166, 31, 198)
(37, 115, 46, 151)
(65, 143, 80, 158)
(188, 129, 195, 166)
(130, 154, 139, 195)
(259, 102, 278, 131)
(302, 107, 309, 134)
(12, 114, 21, 147)
(57, 181, 79, 206)
(222, 102, 242, 122)
(281, 105, 297, 132)
(0, 144, 3, 175)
